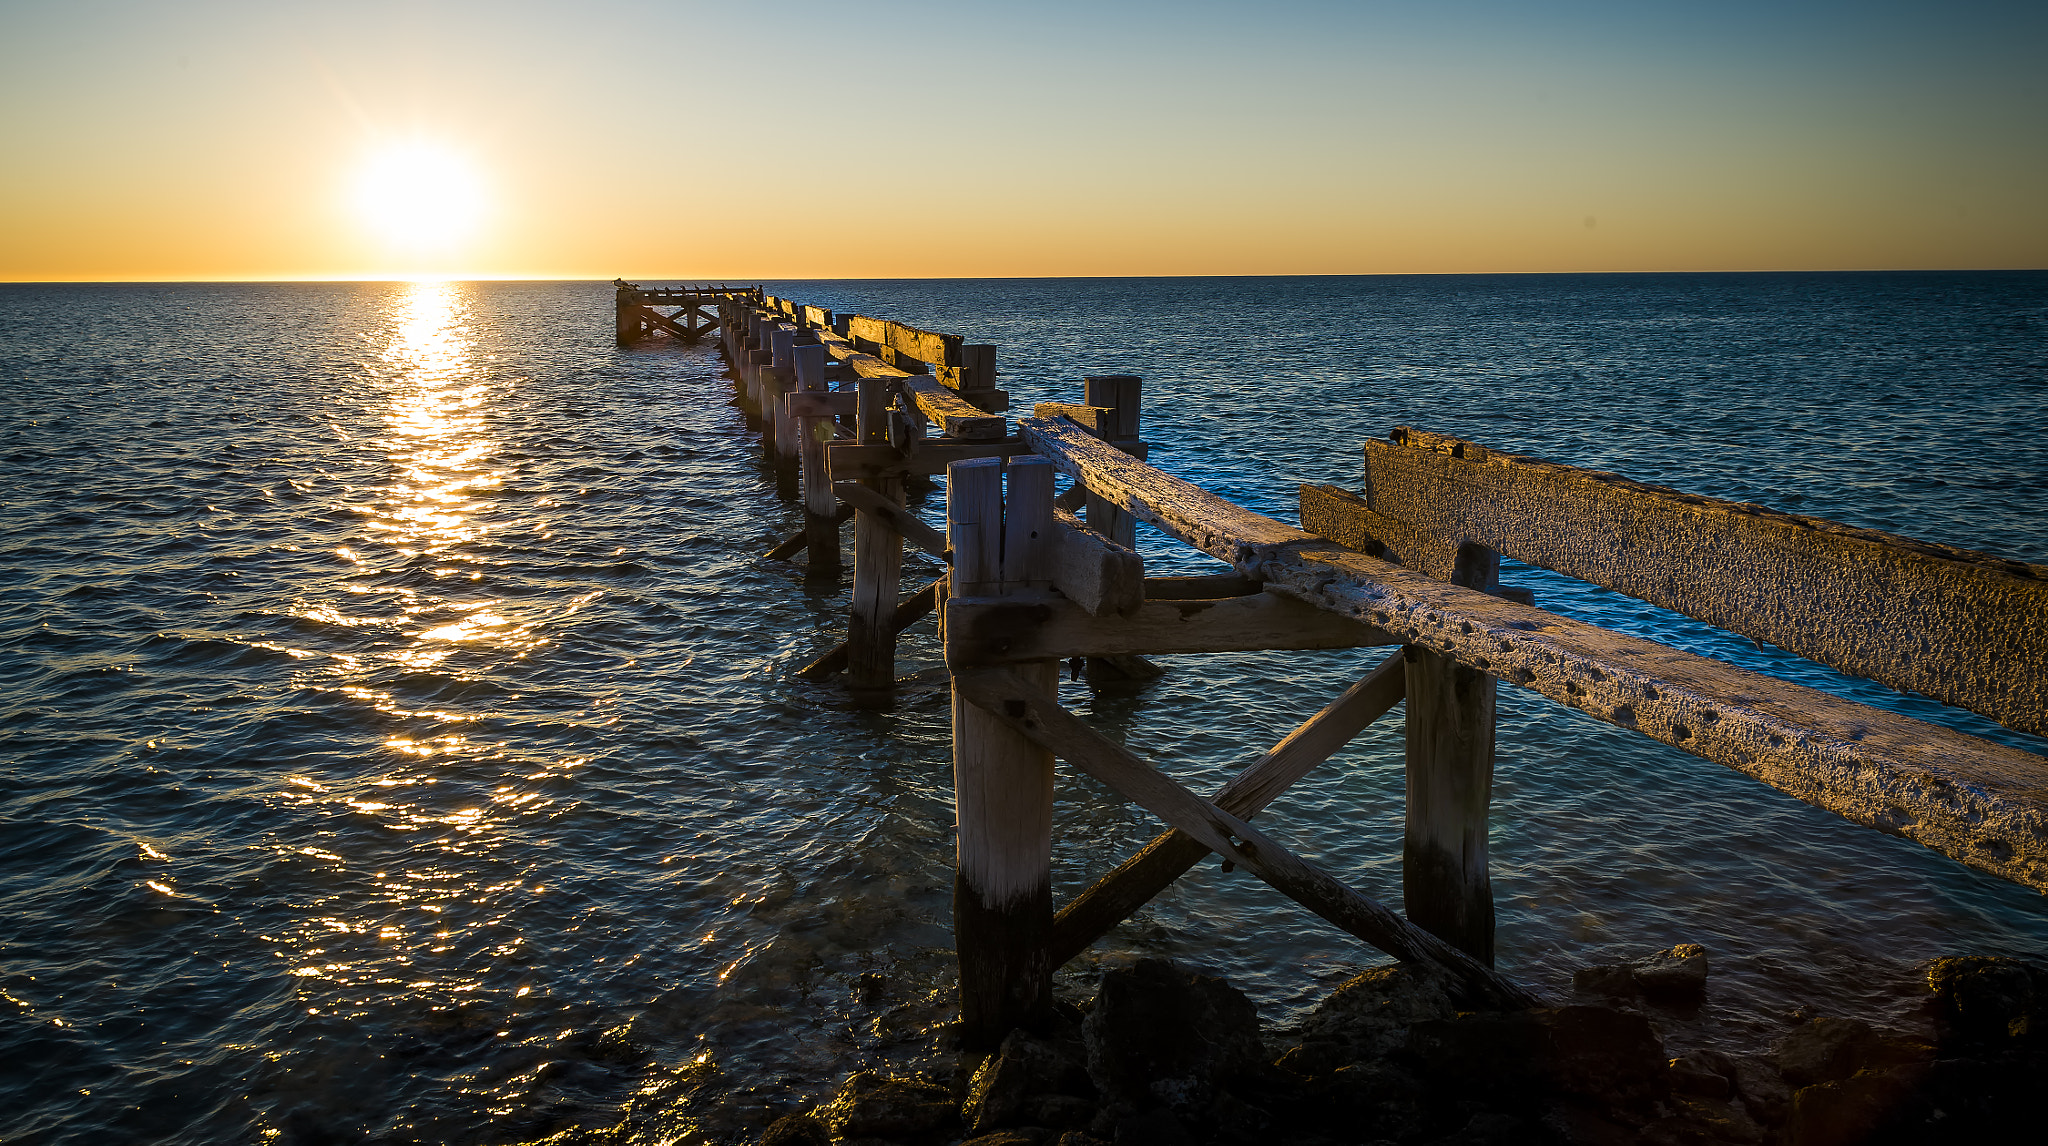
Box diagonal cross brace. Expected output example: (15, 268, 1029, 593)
(952, 666, 1537, 1010)
(1047, 650, 1407, 967)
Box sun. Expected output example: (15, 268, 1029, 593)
(352, 142, 488, 252)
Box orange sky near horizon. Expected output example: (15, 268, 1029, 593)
(2, 1, 2043, 282)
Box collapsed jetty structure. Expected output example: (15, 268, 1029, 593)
(613, 280, 2048, 1049)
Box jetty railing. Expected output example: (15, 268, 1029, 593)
(619, 284, 2048, 1049)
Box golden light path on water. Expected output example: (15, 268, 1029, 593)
(264, 284, 605, 1082)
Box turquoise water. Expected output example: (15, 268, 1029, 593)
(2, 273, 2044, 1143)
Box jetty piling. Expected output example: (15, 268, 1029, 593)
(612, 280, 2048, 1049)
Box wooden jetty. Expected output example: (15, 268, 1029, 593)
(618, 284, 2048, 1049)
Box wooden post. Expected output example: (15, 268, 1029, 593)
(615, 293, 637, 344)
(846, 377, 904, 692)
(793, 343, 838, 570)
(950, 456, 1056, 1046)
(1403, 542, 1499, 964)
(1081, 375, 1141, 547)
(770, 326, 798, 475)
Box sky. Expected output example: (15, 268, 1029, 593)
(0, 0, 2042, 280)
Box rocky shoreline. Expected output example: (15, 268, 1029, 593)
(558, 948, 2046, 1146)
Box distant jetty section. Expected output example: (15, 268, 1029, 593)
(614, 279, 2048, 1049)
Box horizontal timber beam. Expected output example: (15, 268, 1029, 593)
(943, 590, 1393, 666)
(827, 438, 1035, 482)
(1359, 429, 2048, 736)
(1017, 415, 2048, 892)
(835, 481, 949, 560)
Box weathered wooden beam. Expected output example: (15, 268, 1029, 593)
(787, 391, 858, 419)
(950, 462, 1058, 1045)
(1357, 429, 2048, 737)
(944, 590, 1394, 665)
(904, 376, 1006, 439)
(1033, 403, 1116, 438)
(1048, 508, 1143, 617)
(794, 579, 942, 682)
(835, 481, 948, 560)
(1018, 415, 2048, 892)
(1049, 652, 1407, 966)
(846, 314, 963, 368)
(793, 344, 839, 571)
(1144, 574, 1263, 600)
(826, 438, 1035, 482)
(1081, 377, 1142, 550)
(952, 666, 1536, 1010)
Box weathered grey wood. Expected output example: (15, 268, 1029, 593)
(948, 459, 1056, 1044)
(1403, 544, 1500, 964)
(1048, 508, 1143, 617)
(1019, 415, 2048, 892)
(939, 344, 997, 392)
(786, 391, 858, 419)
(905, 375, 1006, 439)
(792, 344, 839, 570)
(795, 578, 942, 682)
(1033, 403, 1116, 438)
(945, 590, 1394, 665)
(952, 666, 1535, 1009)
(1004, 458, 1055, 588)
(1049, 652, 1408, 966)
(847, 378, 905, 692)
(1303, 484, 1536, 604)
(1081, 377, 1142, 550)
(948, 458, 1005, 597)
(1359, 429, 2048, 737)
(835, 481, 948, 561)
(847, 314, 963, 368)
(826, 438, 1036, 482)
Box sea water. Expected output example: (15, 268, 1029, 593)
(2, 273, 2044, 1143)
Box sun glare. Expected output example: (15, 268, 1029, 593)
(352, 143, 488, 253)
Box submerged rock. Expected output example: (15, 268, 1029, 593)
(1408, 1004, 1669, 1112)
(1772, 1017, 1926, 1090)
(1631, 944, 1709, 999)
(757, 1111, 831, 1146)
(1925, 955, 2046, 1050)
(1082, 959, 1262, 1117)
(814, 1071, 957, 1141)
(1280, 962, 1457, 1075)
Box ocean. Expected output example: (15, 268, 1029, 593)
(2, 273, 2044, 1144)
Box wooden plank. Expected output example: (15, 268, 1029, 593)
(1358, 429, 2048, 736)
(801, 304, 833, 329)
(952, 666, 1536, 1010)
(787, 391, 857, 419)
(1004, 458, 1056, 588)
(846, 314, 963, 368)
(1019, 414, 2048, 892)
(944, 590, 1394, 665)
(1033, 403, 1116, 438)
(794, 579, 942, 682)
(793, 344, 839, 572)
(1048, 508, 1143, 617)
(826, 438, 1035, 482)
(835, 481, 948, 560)
(904, 376, 1006, 439)
(1145, 574, 1262, 600)
(1049, 652, 1407, 966)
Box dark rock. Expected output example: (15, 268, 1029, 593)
(758, 1111, 831, 1146)
(1084, 959, 1263, 1116)
(959, 1131, 1049, 1146)
(1028, 1095, 1099, 1129)
(1660, 1094, 1768, 1145)
(815, 1071, 958, 1140)
(1667, 1050, 1736, 1099)
(1282, 962, 1457, 1074)
(1408, 1006, 1668, 1112)
(855, 971, 892, 1007)
(1435, 1111, 1544, 1145)
(1925, 955, 2045, 1050)
(1772, 1018, 1926, 1090)
(963, 1028, 1094, 1133)
(1631, 944, 1709, 1000)
(1053, 1133, 1111, 1146)
(1111, 1107, 1197, 1145)
(1727, 1054, 1791, 1126)
(1571, 965, 1637, 1000)
(1297, 1061, 1429, 1142)
(1781, 1065, 1931, 1146)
